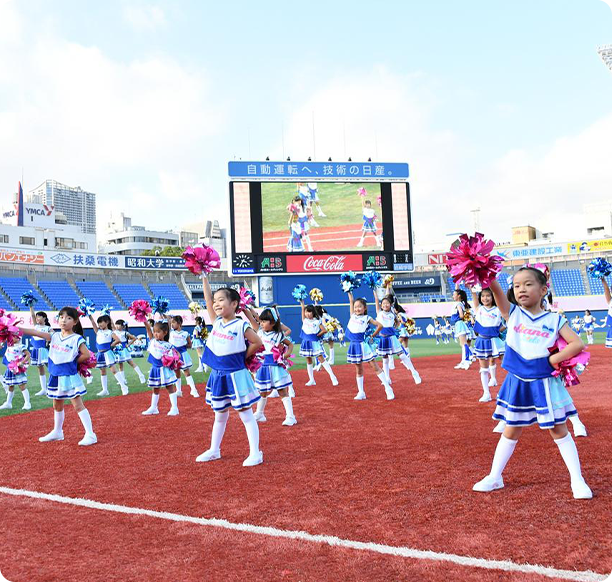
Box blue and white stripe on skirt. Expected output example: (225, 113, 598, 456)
(299, 339, 325, 357)
(255, 359, 293, 394)
(114, 345, 131, 363)
(30, 347, 49, 366)
(473, 337, 495, 359)
(492, 373, 577, 429)
(205, 368, 260, 412)
(376, 334, 403, 356)
(96, 350, 117, 368)
(3, 368, 27, 386)
(192, 338, 205, 349)
(47, 374, 86, 400)
(148, 366, 177, 388)
(454, 321, 469, 338)
(347, 341, 375, 364)
(492, 337, 505, 357)
(606, 327, 612, 348)
(177, 350, 192, 370)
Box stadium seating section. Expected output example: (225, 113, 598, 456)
(75, 281, 123, 310)
(549, 269, 586, 296)
(0, 294, 13, 310)
(38, 280, 83, 310)
(588, 275, 612, 296)
(114, 284, 152, 307)
(0, 277, 51, 310)
(148, 284, 189, 309)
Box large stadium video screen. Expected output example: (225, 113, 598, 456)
(229, 181, 413, 275)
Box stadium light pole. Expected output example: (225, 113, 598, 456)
(596, 44, 612, 72)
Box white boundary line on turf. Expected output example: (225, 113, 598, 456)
(0, 486, 608, 582)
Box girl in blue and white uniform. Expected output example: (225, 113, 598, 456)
(450, 289, 472, 369)
(307, 182, 326, 217)
(299, 300, 338, 387)
(346, 291, 394, 400)
(29, 305, 52, 396)
(473, 267, 592, 499)
(356, 199, 382, 248)
(442, 316, 454, 344)
(141, 319, 180, 416)
(374, 291, 421, 385)
(192, 316, 209, 373)
(170, 315, 199, 398)
(113, 319, 146, 384)
(88, 313, 129, 397)
(288, 195, 314, 251)
(195, 277, 263, 466)
(286, 221, 305, 253)
(433, 317, 442, 345)
(20, 306, 97, 445)
(582, 310, 595, 345)
(470, 287, 503, 403)
(600, 278, 612, 349)
(0, 342, 31, 410)
(245, 307, 296, 427)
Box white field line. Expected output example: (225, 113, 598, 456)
(0, 486, 607, 582)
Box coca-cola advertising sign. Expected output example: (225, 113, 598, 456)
(286, 254, 363, 273)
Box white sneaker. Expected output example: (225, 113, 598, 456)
(573, 423, 588, 438)
(243, 451, 263, 467)
(139, 376, 146, 384)
(479, 394, 492, 403)
(454, 362, 464, 369)
(78, 433, 97, 446)
(282, 416, 297, 426)
(356, 240, 363, 248)
(195, 367, 203, 373)
(141, 407, 159, 415)
(310, 219, 320, 227)
(120, 385, 129, 396)
(22, 403, 32, 410)
(0, 401, 12, 409)
(97, 390, 109, 396)
(488, 378, 498, 387)
(318, 211, 326, 217)
(305, 380, 316, 386)
(254, 413, 267, 423)
(196, 449, 221, 463)
(354, 392, 366, 400)
(176, 390, 183, 397)
(492, 420, 506, 433)
(34, 389, 46, 396)
(571, 478, 593, 499)
(39, 430, 64, 442)
(86, 376, 93, 384)
(473, 475, 504, 492)
(167, 408, 179, 416)
(462, 361, 472, 369)
(331, 376, 339, 387)
(385, 388, 395, 400)
(412, 372, 422, 385)
(190, 390, 200, 398)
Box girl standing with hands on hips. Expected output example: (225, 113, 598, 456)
(29, 304, 52, 396)
(196, 275, 264, 466)
(473, 266, 592, 499)
(88, 313, 129, 396)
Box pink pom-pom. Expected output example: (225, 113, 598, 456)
(548, 338, 591, 388)
(377, 194, 382, 206)
(238, 287, 256, 312)
(245, 344, 265, 373)
(445, 232, 503, 288)
(78, 352, 97, 378)
(161, 348, 183, 371)
(0, 312, 22, 347)
(272, 344, 295, 370)
(182, 245, 221, 276)
(8, 354, 27, 375)
(128, 299, 152, 323)
(357, 187, 367, 197)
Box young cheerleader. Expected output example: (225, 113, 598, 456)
(473, 266, 592, 499)
(603, 278, 612, 349)
(299, 300, 338, 387)
(374, 290, 421, 385)
(29, 305, 52, 396)
(307, 182, 326, 217)
(346, 291, 394, 400)
(141, 319, 180, 416)
(20, 307, 97, 445)
(582, 310, 595, 345)
(192, 316, 209, 373)
(88, 313, 129, 396)
(0, 341, 31, 410)
(312, 305, 336, 370)
(113, 319, 146, 384)
(442, 316, 453, 344)
(195, 275, 264, 466)
(433, 317, 443, 345)
(451, 289, 472, 369)
(471, 287, 503, 403)
(170, 315, 200, 398)
(288, 196, 313, 252)
(245, 306, 297, 426)
(286, 221, 305, 253)
(356, 199, 383, 248)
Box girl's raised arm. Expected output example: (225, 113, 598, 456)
(143, 319, 154, 340)
(348, 291, 355, 316)
(489, 279, 511, 320)
(471, 289, 480, 309)
(201, 275, 217, 323)
(243, 307, 260, 331)
(88, 314, 99, 334)
(300, 299, 306, 321)
(19, 327, 52, 342)
(29, 305, 36, 326)
(373, 289, 381, 314)
(603, 278, 611, 305)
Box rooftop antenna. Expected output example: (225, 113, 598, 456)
(470, 207, 481, 232)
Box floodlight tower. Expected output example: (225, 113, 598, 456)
(596, 44, 612, 72)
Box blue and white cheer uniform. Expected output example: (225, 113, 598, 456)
(376, 310, 403, 356)
(192, 325, 205, 349)
(47, 332, 86, 399)
(113, 330, 131, 363)
(254, 330, 293, 395)
(450, 302, 470, 337)
(30, 325, 51, 365)
(203, 318, 260, 412)
(147, 339, 178, 388)
(606, 301, 612, 348)
(299, 318, 325, 357)
(95, 329, 117, 368)
(582, 314, 594, 332)
(493, 305, 577, 429)
(473, 306, 502, 359)
(3, 343, 28, 386)
(346, 314, 376, 364)
(362, 207, 377, 233)
(170, 329, 192, 370)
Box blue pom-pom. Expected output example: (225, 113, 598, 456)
(291, 284, 308, 302)
(101, 304, 113, 316)
(587, 258, 612, 279)
(78, 298, 96, 316)
(362, 271, 382, 290)
(339, 271, 362, 293)
(20, 291, 36, 307)
(150, 296, 170, 315)
(364, 325, 380, 348)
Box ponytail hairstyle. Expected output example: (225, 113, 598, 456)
(59, 306, 84, 337)
(454, 289, 470, 310)
(195, 316, 203, 326)
(115, 319, 128, 331)
(384, 294, 406, 314)
(259, 306, 282, 333)
(506, 266, 549, 306)
(213, 287, 240, 314)
(171, 314, 183, 327)
(35, 311, 50, 327)
(478, 288, 497, 307)
(585, 309, 591, 316)
(314, 305, 327, 319)
(354, 297, 368, 314)
(153, 321, 170, 342)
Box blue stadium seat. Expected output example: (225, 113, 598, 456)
(0, 277, 51, 310)
(75, 281, 123, 310)
(38, 280, 83, 309)
(588, 275, 612, 295)
(549, 269, 585, 296)
(0, 294, 13, 310)
(148, 284, 189, 310)
(114, 284, 152, 306)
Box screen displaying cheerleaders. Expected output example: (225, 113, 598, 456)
(261, 182, 384, 253)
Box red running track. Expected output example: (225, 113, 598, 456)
(264, 223, 382, 252)
(0, 349, 611, 581)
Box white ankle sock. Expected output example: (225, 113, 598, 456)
(480, 368, 491, 395)
(489, 365, 497, 383)
(388, 357, 396, 370)
(256, 397, 267, 416)
(329, 347, 335, 365)
(400, 353, 414, 371)
(22, 388, 30, 406)
(356, 376, 365, 394)
(239, 408, 260, 456)
(39, 374, 47, 392)
(54, 410, 65, 432)
(321, 361, 335, 379)
(186, 376, 196, 391)
(210, 411, 229, 452)
(150, 393, 160, 409)
(281, 396, 294, 418)
(115, 371, 126, 386)
(175, 378, 182, 393)
(377, 371, 391, 389)
(134, 365, 144, 378)
(169, 391, 179, 410)
(489, 435, 518, 480)
(382, 358, 390, 380)
(101, 375, 108, 392)
(555, 433, 584, 482)
(307, 363, 315, 382)
(5, 391, 14, 405)
(78, 408, 94, 436)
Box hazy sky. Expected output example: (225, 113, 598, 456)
(1, 0, 611, 247)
